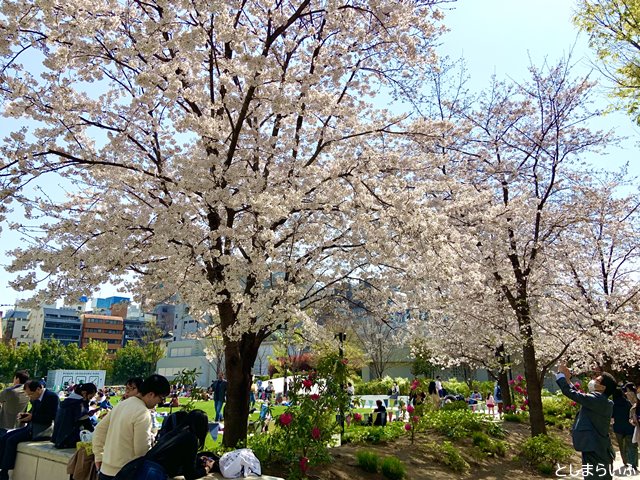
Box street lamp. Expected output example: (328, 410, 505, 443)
(335, 332, 347, 435)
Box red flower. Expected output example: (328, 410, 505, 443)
(311, 426, 321, 440)
(404, 423, 412, 431)
(508, 379, 515, 385)
(341, 358, 349, 365)
(516, 375, 523, 382)
(279, 412, 293, 426)
(310, 394, 320, 401)
(514, 386, 522, 393)
(411, 380, 420, 390)
(354, 413, 362, 422)
(299, 456, 309, 474)
(520, 405, 527, 411)
(407, 404, 415, 413)
(574, 382, 581, 388)
(302, 379, 313, 390)
(412, 415, 420, 423)
(570, 401, 577, 407)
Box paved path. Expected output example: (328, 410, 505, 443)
(612, 450, 639, 478)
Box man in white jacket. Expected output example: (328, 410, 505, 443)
(92, 374, 171, 480)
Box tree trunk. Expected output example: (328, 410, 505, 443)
(222, 331, 261, 447)
(521, 335, 546, 436)
(497, 370, 512, 409)
(495, 344, 513, 409)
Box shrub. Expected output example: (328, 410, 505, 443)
(520, 434, 573, 475)
(343, 423, 406, 444)
(426, 441, 470, 473)
(441, 400, 468, 411)
(423, 408, 484, 439)
(504, 412, 529, 423)
(471, 431, 507, 457)
(247, 352, 351, 478)
(485, 420, 506, 439)
(356, 450, 380, 473)
(354, 377, 411, 395)
(442, 378, 470, 397)
(380, 456, 406, 480)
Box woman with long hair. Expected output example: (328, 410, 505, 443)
(52, 383, 97, 448)
(145, 409, 216, 479)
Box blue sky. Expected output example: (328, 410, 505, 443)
(1, 0, 638, 307)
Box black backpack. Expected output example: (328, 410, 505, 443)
(114, 428, 187, 480)
(156, 410, 188, 441)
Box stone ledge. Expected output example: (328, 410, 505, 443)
(14, 442, 284, 480)
(16, 441, 75, 462)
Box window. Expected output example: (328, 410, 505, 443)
(170, 347, 192, 357)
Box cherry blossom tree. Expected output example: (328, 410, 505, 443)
(0, 0, 449, 445)
(409, 58, 621, 436)
(548, 170, 640, 370)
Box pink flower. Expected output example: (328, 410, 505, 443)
(574, 382, 581, 388)
(508, 379, 515, 385)
(516, 375, 523, 382)
(570, 401, 577, 407)
(404, 423, 412, 431)
(299, 457, 309, 474)
(311, 426, 321, 440)
(412, 415, 420, 423)
(279, 412, 293, 426)
(354, 413, 362, 422)
(310, 394, 320, 401)
(514, 386, 522, 393)
(302, 379, 313, 390)
(407, 404, 415, 413)
(411, 380, 420, 390)
(520, 405, 527, 411)
(523, 399, 529, 406)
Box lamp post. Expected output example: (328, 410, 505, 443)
(335, 332, 347, 434)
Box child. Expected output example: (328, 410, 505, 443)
(486, 393, 495, 415)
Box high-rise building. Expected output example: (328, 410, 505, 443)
(2, 309, 30, 344)
(92, 296, 130, 318)
(27, 306, 82, 345)
(81, 313, 124, 354)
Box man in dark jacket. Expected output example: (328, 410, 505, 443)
(52, 383, 97, 449)
(556, 364, 616, 480)
(211, 372, 227, 422)
(0, 380, 60, 479)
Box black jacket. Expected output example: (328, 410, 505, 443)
(51, 393, 93, 448)
(30, 388, 60, 439)
(148, 428, 207, 480)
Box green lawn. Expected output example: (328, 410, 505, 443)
(107, 396, 370, 451)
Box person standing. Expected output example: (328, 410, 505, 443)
(435, 376, 444, 398)
(92, 374, 171, 480)
(0, 370, 30, 431)
(556, 364, 616, 480)
(0, 380, 59, 480)
(211, 372, 227, 422)
(624, 383, 639, 471)
(612, 387, 637, 471)
(265, 381, 274, 402)
(494, 382, 503, 416)
(428, 381, 440, 409)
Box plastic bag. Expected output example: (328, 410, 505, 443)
(219, 448, 261, 478)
